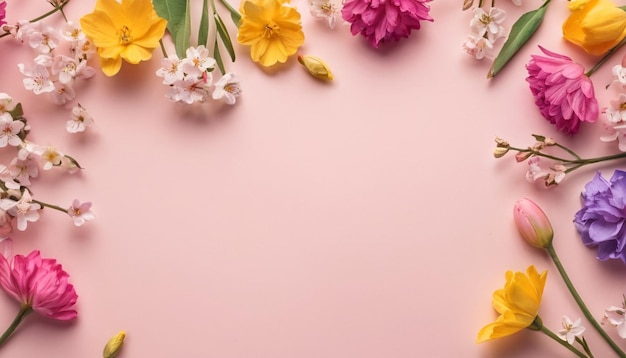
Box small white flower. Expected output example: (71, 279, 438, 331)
(167, 78, 210, 104)
(181, 46, 216, 78)
(612, 64, 626, 87)
(9, 157, 38, 186)
(526, 157, 549, 183)
(604, 302, 626, 338)
(10, 190, 40, 231)
(470, 7, 507, 42)
(67, 104, 95, 133)
(0, 93, 15, 113)
(33, 145, 64, 170)
(67, 199, 95, 226)
(309, 0, 341, 29)
(0, 113, 24, 148)
(557, 316, 585, 344)
(462, 35, 494, 60)
(156, 55, 184, 85)
(18, 63, 55, 95)
(212, 73, 241, 105)
(50, 81, 76, 105)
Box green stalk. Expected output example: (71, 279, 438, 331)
(537, 321, 590, 358)
(0, 306, 33, 348)
(32, 199, 68, 214)
(546, 243, 626, 357)
(586, 36, 626, 77)
(0, 0, 71, 39)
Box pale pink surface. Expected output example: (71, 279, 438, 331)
(0, 1, 625, 358)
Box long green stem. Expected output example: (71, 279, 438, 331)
(538, 322, 590, 358)
(509, 146, 626, 166)
(0, 306, 33, 348)
(586, 36, 626, 77)
(546, 244, 626, 358)
(32, 199, 68, 213)
(0, 0, 70, 39)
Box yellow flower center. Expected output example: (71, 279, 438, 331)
(479, 14, 492, 25)
(119, 25, 132, 45)
(225, 83, 240, 95)
(262, 22, 279, 38)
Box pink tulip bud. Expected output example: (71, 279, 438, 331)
(513, 198, 554, 248)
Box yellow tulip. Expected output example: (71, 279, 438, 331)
(563, 0, 626, 56)
(477, 266, 547, 343)
(80, 0, 168, 76)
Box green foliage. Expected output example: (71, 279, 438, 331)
(488, 0, 550, 79)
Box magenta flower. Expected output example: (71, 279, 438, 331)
(0, 1, 6, 27)
(341, 0, 433, 48)
(0, 241, 77, 320)
(526, 46, 599, 135)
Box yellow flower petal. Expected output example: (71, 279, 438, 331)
(237, 0, 304, 67)
(80, 0, 167, 75)
(100, 56, 123, 76)
(476, 266, 547, 343)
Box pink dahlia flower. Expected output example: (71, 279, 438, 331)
(0, 239, 77, 320)
(341, 0, 433, 48)
(526, 46, 599, 135)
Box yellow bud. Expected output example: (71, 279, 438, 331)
(298, 55, 334, 81)
(493, 147, 509, 158)
(103, 331, 126, 358)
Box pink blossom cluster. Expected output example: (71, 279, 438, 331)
(601, 59, 626, 151)
(11, 20, 96, 108)
(156, 46, 242, 105)
(0, 93, 94, 237)
(462, 7, 507, 60)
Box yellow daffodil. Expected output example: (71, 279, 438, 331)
(237, 0, 305, 67)
(80, 0, 167, 76)
(477, 266, 547, 343)
(563, 0, 626, 56)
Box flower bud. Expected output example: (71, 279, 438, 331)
(493, 147, 509, 158)
(298, 55, 334, 81)
(515, 151, 532, 162)
(513, 198, 554, 248)
(494, 137, 510, 148)
(103, 331, 126, 358)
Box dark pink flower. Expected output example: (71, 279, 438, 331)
(526, 46, 599, 135)
(341, 0, 432, 48)
(0, 239, 77, 320)
(0, 1, 6, 27)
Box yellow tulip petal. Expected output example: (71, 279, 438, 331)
(563, 0, 626, 55)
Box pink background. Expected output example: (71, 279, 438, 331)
(2, 0, 626, 357)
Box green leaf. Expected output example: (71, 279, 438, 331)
(218, 0, 241, 28)
(488, 0, 550, 79)
(214, 40, 226, 74)
(214, 13, 236, 62)
(8, 103, 23, 119)
(198, 0, 210, 46)
(153, 0, 191, 58)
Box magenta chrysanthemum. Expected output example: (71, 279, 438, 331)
(526, 46, 599, 135)
(0, 1, 6, 28)
(341, 0, 433, 48)
(0, 243, 78, 320)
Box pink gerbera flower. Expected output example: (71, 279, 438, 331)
(526, 46, 599, 135)
(341, 0, 433, 48)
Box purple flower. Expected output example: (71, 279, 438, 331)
(574, 170, 626, 263)
(0, 1, 6, 27)
(526, 46, 599, 135)
(341, 0, 433, 48)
